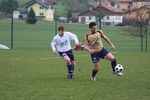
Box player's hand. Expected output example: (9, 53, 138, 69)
(110, 44, 116, 51)
(89, 49, 96, 54)
(52, 50, 58, 54)
(74, 45, 84, 50)
(75, 43, 80, 47)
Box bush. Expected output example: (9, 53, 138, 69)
(0, 12, 5, 19)
(19, 15, 23, 19)
(26, 8, 37, 24)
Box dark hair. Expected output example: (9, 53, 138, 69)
(58, 26, 65, 31)
(89, 22, 96, 28)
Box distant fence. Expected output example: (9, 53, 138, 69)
(0, 19, 150, 52)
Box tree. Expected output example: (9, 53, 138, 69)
(0, 0, 18, 14)
(26, 8, 37, 24)
(0, 12, 5, 19)
(125, 6, 149, 51)
(67, 9, 72, 19)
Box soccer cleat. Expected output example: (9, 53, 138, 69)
(67, 73, 70, 78)
(67, 73, 74, 79)
(70, 74, 74, 79)
(117, 72, 123, 76)
(91, 76, 96, 81)
(114, 71, 123, 76)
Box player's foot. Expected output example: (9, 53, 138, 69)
(91, 76, 96, 81)
(67, 73, 74, 79)
(67, 73, 70, 78)
(114, 71, 123, 76)
(117, 72, 123, 76)
(70, 74, 74, 79)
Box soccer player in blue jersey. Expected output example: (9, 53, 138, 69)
(84, 22, 123, 81)
(51, 26, 80, 79)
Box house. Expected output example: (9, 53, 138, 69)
(122, 0, 150, 21)
(132, 0, 150, 9)
(13, 0, 55, 21)
(78, 1, 124, 26)
(95, 0, 112, 7)
(119, 0, 132, 11)
(119, 0, 150, 11)
(13, 8, 28, 19)
(123, 5, 150, 21)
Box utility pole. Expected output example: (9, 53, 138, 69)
(145, 19, 147, 52)
(10, 0, 14, 49)
(145, 12, 150, 52)
(99, 0, 102, 30)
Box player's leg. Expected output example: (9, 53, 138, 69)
(63, 55, 74, 78)
(91, 52, 100, 81)
(91, 62, 100, 81)
(104, 53, 116, 72)
(67, 50, 76, 78)
(71, 60, 75, 72)
(104, 53, 123, 76)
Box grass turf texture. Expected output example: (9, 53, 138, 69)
(0, 20, 150, 99)
(0, 50, 150, 100)
(0, 20, 150, 51)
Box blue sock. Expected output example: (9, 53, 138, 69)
(67, 64, 73, 74)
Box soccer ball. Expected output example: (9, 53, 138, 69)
(115, 64, 123, 72)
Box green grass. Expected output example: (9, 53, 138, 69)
(0, 20, 150, 99)
(0, 50, 150, 100)
(0, 20, 150, 52)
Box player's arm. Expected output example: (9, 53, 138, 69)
(51, 38, 58, 54)
(68, 32, 80, 46)
(84, 35, 95, 54)
(101, 31, 116, 50)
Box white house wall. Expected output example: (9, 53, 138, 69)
(102, 16, 123, 25)
(13, 11, 21, 19)
(45, 9, 54, 21)
(28, 3, 54, 21)
(79, 15, 123, 25)
(79, 16, 96, 24)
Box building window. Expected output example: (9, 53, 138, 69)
(115, 16, 121, 20)
(81, 17, 85, 22)
(106, 16, 109, 20)
(40, 6, 44, 9)
(89, 16, 92, 20)
(40, 13, 44, 16)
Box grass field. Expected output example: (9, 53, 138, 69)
(0, 20, 150, 51)
(0, 50, 150, 100)
(0, 20, 150, 100)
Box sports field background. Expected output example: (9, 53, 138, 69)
(0, 20, 150, 51)
(0, 20, 150, 100)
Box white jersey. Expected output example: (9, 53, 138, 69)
(51, 32, 79, 52)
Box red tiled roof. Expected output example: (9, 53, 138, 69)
(102, 5, 124, 13)
(96, 0, 111, 7)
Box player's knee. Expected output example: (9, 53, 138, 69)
(111, 58, 116, 62)
(95, 67, 99, 71)
(66, 59, 71, 64)
(94, 65, 99, 70)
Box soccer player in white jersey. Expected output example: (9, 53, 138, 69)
(51, 26, 80, 79)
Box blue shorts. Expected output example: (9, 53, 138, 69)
(90, 48, 109, 63)
(59, 50, 75, 61)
